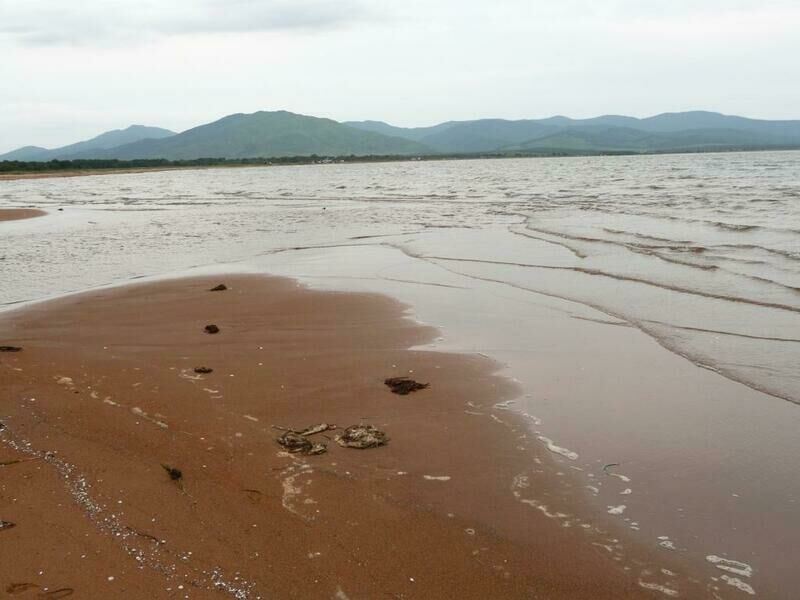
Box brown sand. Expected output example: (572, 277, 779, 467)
(0, 275, 695, 599)
(0, 208, 46, 222)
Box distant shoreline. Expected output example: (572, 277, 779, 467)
(0, 166, 217, 181)
(1, 146, 799, 182)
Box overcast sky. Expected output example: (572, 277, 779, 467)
(1, 0, 799, 152)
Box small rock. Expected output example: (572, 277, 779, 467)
(209, 284, 227, 292)
(204, 324, 220, 334)
(194, 367, 213, 374)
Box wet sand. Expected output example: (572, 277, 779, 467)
(0, 275, 696, 599)
(0, 208, 46, 221)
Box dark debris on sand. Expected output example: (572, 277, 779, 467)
(335, 424, 389, 449)
(161, 464, 183, 481)
(194, 366, 213, 374)
(384, 377, 429, 395)
(0, 346, 22, 353)
(209, 284, 227, 291)
(204, 324, 220, 334)
(0, 520, 16, 531)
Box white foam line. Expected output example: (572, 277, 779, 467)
(537, 435, 578, 460)
(280, 463, 315, 521)
(706, 555, 753, 578)
(638, 580, 680, 597)
(657, 536, 677, 551)
(493, 400, 515, 410)
(720, 575, 756, 595)
(131, 406, 168, 429)
(423, 475, 451, 481)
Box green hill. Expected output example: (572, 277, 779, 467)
(0, 125, 175, 161)
(507, 126, 794, 153)
(5, 110, 800, 163)
(347, 111, 800, 154)
(97, 111, 430, 160)
(0, 145, 50, 161)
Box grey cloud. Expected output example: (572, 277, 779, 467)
(0, 0, 369, 46)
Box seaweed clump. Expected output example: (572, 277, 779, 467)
(384, 377, 429, 395)
(276, 431, 327, 455)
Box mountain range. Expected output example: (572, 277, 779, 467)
(3, 110, 800, 162)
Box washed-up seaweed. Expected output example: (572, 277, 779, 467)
(335, 424, 389, 449)
(209, 284, 227, 291)
(194, 366, 213, 374)
(0, 346, 22, 353)
(276, 431, 327, 455)
(384, 377, 429, 395)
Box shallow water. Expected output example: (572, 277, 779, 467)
(2, 151, 799, 598)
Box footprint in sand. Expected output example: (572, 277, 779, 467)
(244, 488, 263, 503)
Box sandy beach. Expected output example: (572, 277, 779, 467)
(0, 208, 46, 221)
(0, 274, 698, 599)
(2, 153, 798, 598)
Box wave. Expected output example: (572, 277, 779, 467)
(601, 228, 694, 245)
(641, 319, 800, 343)
(378, 242, 800, 406)
(709, 243, 800, 261)
(422, 254, 800, 314)
(644, 214, 800, 236)
(521, 222, 800, 291)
